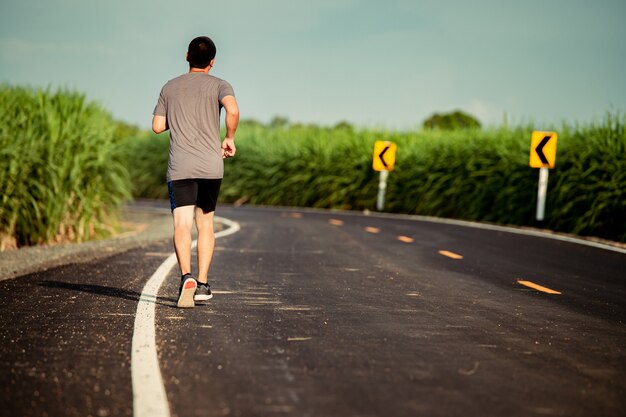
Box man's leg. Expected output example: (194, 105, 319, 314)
(195, 206, 215, 284)
(173, 205, 196, 276)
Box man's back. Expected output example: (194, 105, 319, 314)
(154, 72, 234, 181)
(151, 35, 239, 309)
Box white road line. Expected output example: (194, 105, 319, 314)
(131, 216, 240, 417)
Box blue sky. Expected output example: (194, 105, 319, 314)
(1, 0, 624, 129)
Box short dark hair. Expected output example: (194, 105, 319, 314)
(187, 36, 216, 69)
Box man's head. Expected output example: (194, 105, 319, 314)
(187, 36, 216, 69)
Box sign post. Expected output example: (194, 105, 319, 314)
(536, 167, 549, 221)
(529, 131, 558, 221)
(376, 170, 389, 211)
(372, 141, 397, 211)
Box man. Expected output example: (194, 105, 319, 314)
(152, 36, 239, 308)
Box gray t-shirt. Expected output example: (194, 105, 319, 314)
(153, 72, 235, 181)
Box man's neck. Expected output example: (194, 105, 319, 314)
(189, 67, 210, 74)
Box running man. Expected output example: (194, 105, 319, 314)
(152, 36, 239, 308)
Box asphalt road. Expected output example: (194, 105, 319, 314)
(1, 205, 625, 417)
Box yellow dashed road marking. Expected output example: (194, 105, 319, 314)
(439, 250, 464, 259)
(365, 226, 380, 233)
(288, 337, 312, 341)
(517, 280, 562, 294)
(289, 212, 303, 219)
(329, 219, 344, 226)
(397, 236, 414, 243)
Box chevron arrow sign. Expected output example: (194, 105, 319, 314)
(372, 141, 397, 172)
(529, 131, 558, 168)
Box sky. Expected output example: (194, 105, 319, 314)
(1, 0, 625, 130)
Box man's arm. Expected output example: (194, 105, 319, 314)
(152, 115, 168, 134)
(221, 95, 239, 158)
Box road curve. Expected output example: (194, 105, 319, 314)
(0, 205, 624, 417)
(160, 206, 625, 417)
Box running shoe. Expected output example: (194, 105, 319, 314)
(177, 274, 197, 308)
(195, 281, 213, 301)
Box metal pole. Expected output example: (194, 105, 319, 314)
(376, 170, 389, 211)
(536, 167, 549, 221)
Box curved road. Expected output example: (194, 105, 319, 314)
(0, 205, 625, 417)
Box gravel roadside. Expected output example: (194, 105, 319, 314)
(0, 200, 224, 281)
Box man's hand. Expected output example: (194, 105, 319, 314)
(222, 137, 236, 158)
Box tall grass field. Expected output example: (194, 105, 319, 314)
(125, 116, 626, 243)
(2, 83, 624, 248)
(0, 85, 131, 249)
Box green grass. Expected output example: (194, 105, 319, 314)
(122, 131, 170, 199)
(123, 116, 625, 242)
(0, 85, 131, 249)
(13, 82, 621, 248)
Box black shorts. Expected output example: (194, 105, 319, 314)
(168, 178, 222, 213)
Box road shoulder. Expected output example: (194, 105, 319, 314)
(0, 200, 225, 281)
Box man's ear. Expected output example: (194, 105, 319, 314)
(209, 59, 215, 68)
(186, 52, 189, 62)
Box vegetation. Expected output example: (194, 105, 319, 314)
(0, 85, 131, 249)
(123, 114, 626, 242)
(2, 81, 623, 248)
(122, 132, 170, 199)
(423, 110, 481, 130)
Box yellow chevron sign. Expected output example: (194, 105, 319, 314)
(529, 131, 558, 168)
(372, 141, 397, 171)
